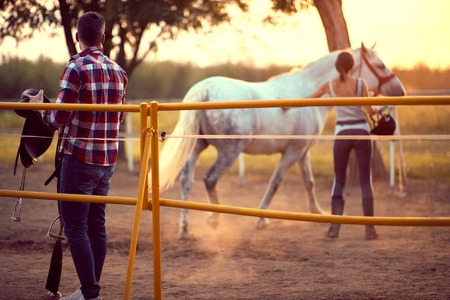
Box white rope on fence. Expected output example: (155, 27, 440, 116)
(164, 134, 450, 141)
(0, 132, 140, 142)
(3, 133, 449, 141)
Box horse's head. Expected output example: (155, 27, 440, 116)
(352, 42, 405, 96)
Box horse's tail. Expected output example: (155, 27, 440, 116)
(151, 87, 207, 192)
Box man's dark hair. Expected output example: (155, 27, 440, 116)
(77, 12, 105, 47)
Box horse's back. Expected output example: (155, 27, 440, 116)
(190, 76, 279, 102)
(180, 72, 331, 156)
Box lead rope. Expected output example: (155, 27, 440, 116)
(10, 168, 26, 222)
(45, 135, 64, 298)
(46, 134, 65, 240)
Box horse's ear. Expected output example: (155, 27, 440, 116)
(371, 41, 377, 49)
(361, 42, 367, 54)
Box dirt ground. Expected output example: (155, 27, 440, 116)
(0, 161, 449, 300)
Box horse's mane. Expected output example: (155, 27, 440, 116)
(302, 48, 351, 71)
(268, 48, 353, 82)
(267, 67, 303, 81)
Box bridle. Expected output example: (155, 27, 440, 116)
(358, 50, 396, 96)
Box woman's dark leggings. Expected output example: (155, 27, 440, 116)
(332, 129, 374, 204)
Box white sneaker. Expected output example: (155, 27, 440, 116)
(61, 288, 83, 300)
(60, 288, 102, 300)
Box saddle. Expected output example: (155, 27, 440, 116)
(14, 89, 56, 172)
(11, 89, 57, 221)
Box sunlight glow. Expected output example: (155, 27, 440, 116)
(0, 0, 449, 69)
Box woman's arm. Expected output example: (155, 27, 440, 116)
(283, 81, 330, 111)
(361, 79, 378, 114)
(307, 82, 330, 99)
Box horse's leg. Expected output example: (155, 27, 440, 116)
(203, 149, 243, 229)
(255, 152, 300, 229)
(179, 139, 208, 239)
(296, 151, 326, 214)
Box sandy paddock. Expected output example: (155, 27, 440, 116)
(0, 162, 449, 299)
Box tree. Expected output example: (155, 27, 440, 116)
(0, 0, 249, 77)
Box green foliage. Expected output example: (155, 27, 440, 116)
(0, 111, 23, 129)
(0, 55, 64, 99)
(127, 60, 290, 99)
(0, 0, 59, 41)
(270, 0, 314, 15)
(398, 105, 449, 135)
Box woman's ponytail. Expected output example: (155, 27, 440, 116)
(335, 51, 354, 82)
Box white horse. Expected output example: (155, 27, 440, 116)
(155, 43, 405, 239)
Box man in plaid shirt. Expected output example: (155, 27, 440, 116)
(28, 11, 127, 300)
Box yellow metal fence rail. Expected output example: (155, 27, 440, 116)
(1, 95, 450, 300)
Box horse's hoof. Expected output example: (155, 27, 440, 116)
(365, 226, 379, 240)
(255, 218, 269, 230)
(178, 228, 191, 240)
(206, 216, 219, 229)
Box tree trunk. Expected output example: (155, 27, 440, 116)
(59, 0, 77, 57)
(313, 0, 388, 185)
(313, 0, 351, 51)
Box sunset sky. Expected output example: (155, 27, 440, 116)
(1, 0, 449, 69)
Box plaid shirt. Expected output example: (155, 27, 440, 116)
(43, 46, 128, 166)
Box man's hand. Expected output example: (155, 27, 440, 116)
(23, 89, 44, 114)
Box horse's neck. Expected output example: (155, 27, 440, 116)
(272, 53, 340, 98)
(271, 53, 338, 119)
(301, 54, 340, 86)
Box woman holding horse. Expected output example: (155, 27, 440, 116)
(156, 43, 404, 239)
(303, 50, 379, 240)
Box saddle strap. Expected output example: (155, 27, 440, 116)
(10, 168, 26, 222)
(45, 159, 62, 186)
(336, 119, 367, 126)
(13, 141, 22, 176)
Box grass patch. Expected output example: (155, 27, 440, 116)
(0, 111, 25, 130)
(1, 104, 448, 180)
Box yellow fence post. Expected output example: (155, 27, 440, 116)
(140, 102, 150, 211)
(123, 102, 150, 299)
(150, 101, 163, 300)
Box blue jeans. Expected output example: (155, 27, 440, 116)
(332, 129, 373, 201)
(59, 155, 114, 299)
